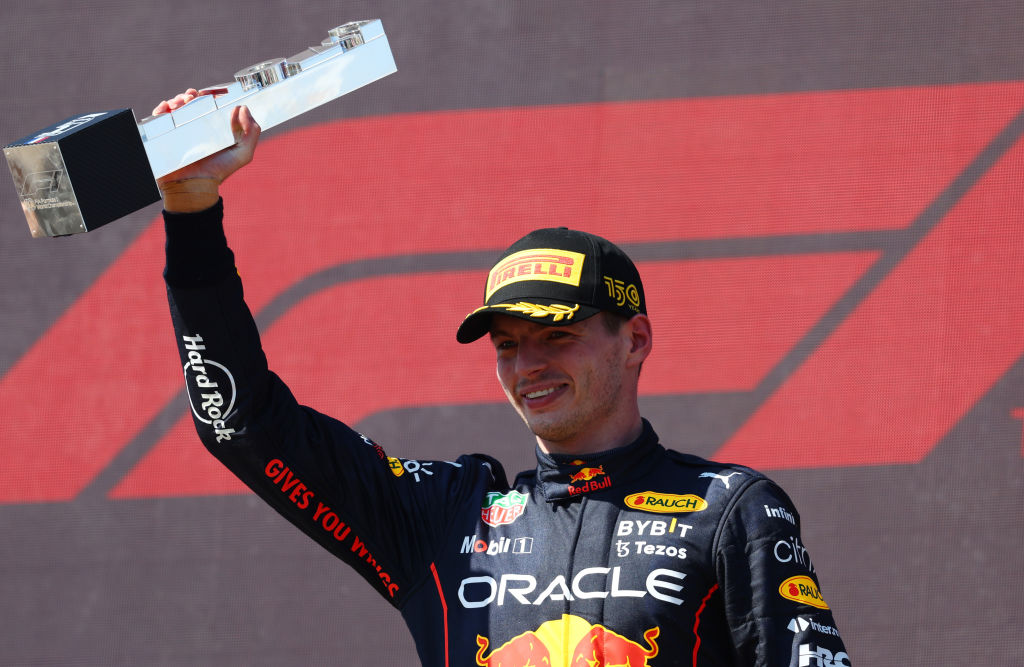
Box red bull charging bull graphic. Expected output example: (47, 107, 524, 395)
(475, 614, 659, 666)
(568, 466, 612, 496)
(568, 466, 604, 483)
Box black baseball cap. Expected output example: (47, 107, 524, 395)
(456, 227, 646, 344)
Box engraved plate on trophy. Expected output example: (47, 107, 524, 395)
(4, 20, 396, 238)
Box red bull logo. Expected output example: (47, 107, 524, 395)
(568, 466, 612, 495)
(568, 466, 604, 483)
(475, 614, 659, 666)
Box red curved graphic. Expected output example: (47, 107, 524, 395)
(716, 136, 1024, 468)
(2, 83, 1023, 502)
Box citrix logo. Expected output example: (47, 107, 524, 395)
(774, 535, 815, 573)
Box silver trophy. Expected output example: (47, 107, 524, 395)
(4, 20, 396, 238)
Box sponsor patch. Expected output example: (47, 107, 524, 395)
(481, 490, 528, 527)
(774, 535, 815, 573)
(779, 575, 829, 609)
(459, 567, 685, 608)
(181, 334, 236, 443)
(765, 504, 797, 525)
(485, 248, 586, 299)
(698, 471, 744, 489)
(788, 616, 841, 638)
(568, 466, 611, 495)
(569, 466, 604, 483)
(798, 643, 851, 666)
(474, 614, 659, 667)
(624, 492, 707, 514)
(461, 535, 534, 556)
(614, 518, 692, 558)
(387, 457, 460, 482)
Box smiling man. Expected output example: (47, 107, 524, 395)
(457, 227, 653, 457)
(157, 96, 850, 665)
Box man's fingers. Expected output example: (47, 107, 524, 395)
(172, 92, 196, 109)
(231, 106, 261, 163)
(152, 88, 204, 116)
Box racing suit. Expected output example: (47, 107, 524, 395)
(164, 201, 850, 666)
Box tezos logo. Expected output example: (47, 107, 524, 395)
(779, 575, 829, 609)
(182, 334, 236, 443)
(624, 492, 707, 514)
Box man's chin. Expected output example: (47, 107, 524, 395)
(524, 417, 578, 448)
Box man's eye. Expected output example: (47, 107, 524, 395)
(495, 340, 516, 351)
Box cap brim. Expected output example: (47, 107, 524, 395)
(456, 300, 601, 344)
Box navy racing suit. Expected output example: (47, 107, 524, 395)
(164, 201, 850, 666)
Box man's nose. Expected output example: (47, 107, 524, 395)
(514, 338, 549, 376)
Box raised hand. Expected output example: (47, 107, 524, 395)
(153, 89, 261, 212)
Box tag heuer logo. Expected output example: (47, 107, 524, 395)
(481, 490, 528, 527)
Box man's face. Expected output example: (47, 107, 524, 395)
(489, 313, 644, 454)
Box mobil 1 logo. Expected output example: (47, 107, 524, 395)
(182, 334, 236, 442)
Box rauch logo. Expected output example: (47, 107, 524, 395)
(779, 575, 829, 610)
(624, 492, 707, 514)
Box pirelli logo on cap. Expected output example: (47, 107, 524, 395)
(486, 249, 586, 300)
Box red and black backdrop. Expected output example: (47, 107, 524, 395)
(3, 2, 1023, 664)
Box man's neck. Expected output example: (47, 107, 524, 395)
(536, 416, 645, 457)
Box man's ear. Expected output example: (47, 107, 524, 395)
(624, 314, 653, 368)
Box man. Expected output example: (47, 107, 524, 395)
(156, 92, 850, 665)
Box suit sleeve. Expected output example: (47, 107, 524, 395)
(163, 201, 493, 607)
(715, 477, 851, 666)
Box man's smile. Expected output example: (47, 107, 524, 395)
(519, 382, 569, 407)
